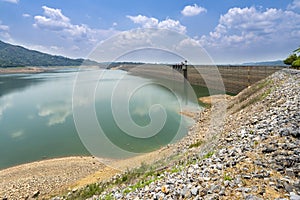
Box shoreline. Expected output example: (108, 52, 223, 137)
(0, 67, 48, 74)
(0, 156, 104, 199)
(0, 105, 203, 199)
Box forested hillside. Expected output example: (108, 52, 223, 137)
(0, 40, 90, 67)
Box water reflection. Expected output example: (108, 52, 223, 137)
(37, 101, 72, 126)
(10, 130, 24, 139)
(0, 95, 13, 120)
(0, 70, 198, 169)
(0, 74, 44, 97)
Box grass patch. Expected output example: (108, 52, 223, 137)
(72, 183, 104, 199)
(188, 140, 204, 148)
(224, 174, 233, 181)
(203, 151, 214, 159)
(260, 88, 272, 100)
(238, 79, 272, 103)
(123, 178, 158, 195)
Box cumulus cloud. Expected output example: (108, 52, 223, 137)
(202, 7, 300, 47)
(34, 6, 72, 31)
(0, 20, 10, 40)
(288, 0, 300, 10)
(127, 15, 186, 34)
(34, 6, 118, 44)
(181, 4, 207, 16)
(1, 0, 18, 4)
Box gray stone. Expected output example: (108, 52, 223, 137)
(245, 194, 263, 200)
(290, 192, 300, 200)
(191, 187, 198, 196)
(286, 168, 295, 177)
(284, 182, 295, 193)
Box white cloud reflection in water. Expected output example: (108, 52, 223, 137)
(0, 95, 13, 120)
(37, 101, 72, 126)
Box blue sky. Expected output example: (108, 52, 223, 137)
(0, 0, 299, 64)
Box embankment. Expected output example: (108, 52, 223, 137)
(62, 68, 299, 199)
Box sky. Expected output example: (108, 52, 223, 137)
(0, 0, 299, 64)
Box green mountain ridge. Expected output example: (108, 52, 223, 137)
(0, 40, 97, 67)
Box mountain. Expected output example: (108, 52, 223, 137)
(242, 60, 285, 66)
(0, 40, 97, 67)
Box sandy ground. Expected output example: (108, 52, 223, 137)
(0, 157, 104, 199)
(0, 67, 47, 74)
(0, 147, 175, 199)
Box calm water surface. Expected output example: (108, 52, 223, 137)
(0, 69, 198, 170)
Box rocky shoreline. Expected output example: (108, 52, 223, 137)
(1, 69, 299, 200)
(59, 69, 299, 200)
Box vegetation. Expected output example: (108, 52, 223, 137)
(284, 46, 300, 69)
(0, 40, 98, 67)
(188, 140, 204, 148)
(224, 174, 233, 181)
(203, 151, 214, 159)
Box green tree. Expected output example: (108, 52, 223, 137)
(292, 59, 300, 68)
(284, 46, 300, 69)
(284, 54, 298, 65)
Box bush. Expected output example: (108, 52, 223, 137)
(292, 59, 300, 69)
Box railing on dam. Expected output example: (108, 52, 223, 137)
(188, 65, 286, 94)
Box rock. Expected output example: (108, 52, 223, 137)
(262, 147, 276, 153)
(242, 174, 252, 179)
(191, 187, 198, 196)
(286, 168, 295, 177)
(161, 185, 169, 194)
(32, 190, 40, 198)
(181, 187, 191, 198)
(245, 195, 263, 200)
(290, 192, 300, 200)
(284, 182, 295, 193)
(205, 194, 219, 200)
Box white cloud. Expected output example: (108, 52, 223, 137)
(127, 15, 186, 34)
(181, 4, 207, 16)
(31, 6, 119, 57)
(0, 21, 9, 32)
(34, 6, 71, 31)
(22, 13, 31, 18)
(0, 21, 11, 40)
(199, 6, 300, 62)
(288, 0, 300, 10)
(1, 0, 18, 4)
(34, 6, 118, 44)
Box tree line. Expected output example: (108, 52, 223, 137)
(284, 46, 300, 69)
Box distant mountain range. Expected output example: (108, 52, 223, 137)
(0, 40, 288, 68)
(0, 40, 98, 67)
(242, 60, 285, 66)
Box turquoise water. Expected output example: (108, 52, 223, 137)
(0, 69, 199, 170)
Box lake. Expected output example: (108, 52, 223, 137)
(0, 69, 200, 170)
